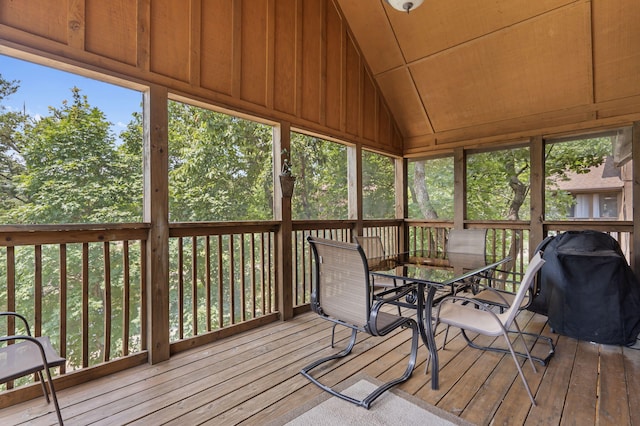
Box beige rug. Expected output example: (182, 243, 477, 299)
(271, 375, 474, 426)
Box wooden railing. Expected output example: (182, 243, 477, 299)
(361, 220, 403, 255)
(407, 220, 634, 289)
(291, 219, 404, 307)
(0, 221, 280, 394)
(292, 220, 356, 307)
(406, 220, 451, 258)
(0, 224, 149, 384)
(0, 218, 633, 396)
(168, 222, 279, 342)
(544, 221, 633, 262)
(406, 220, 530, 264)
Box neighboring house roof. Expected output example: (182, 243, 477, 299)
(555, 156, 623, 192)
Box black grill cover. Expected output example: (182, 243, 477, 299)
(528, 230, 640, 346)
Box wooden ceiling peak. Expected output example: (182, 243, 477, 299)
(336, 0, 640, 154)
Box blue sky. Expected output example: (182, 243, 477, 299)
(0, 54, 142, 136)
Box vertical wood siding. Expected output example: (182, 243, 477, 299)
(0, 0, 400, 151)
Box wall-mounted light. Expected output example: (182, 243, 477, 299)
(385, 0, 424, 13)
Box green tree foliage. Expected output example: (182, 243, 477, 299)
(167, 101, 273, 221)
(117, 100, 275, 223)
(120, 102, 277, 336)
(467, 147, 531, 221)
(409, 157, 453, 219)
(291, 133, 348, 220)
(0, 75, 27, 212)
(362, 150, 395, 219)
(0, 80, 143, 369)
(544, 137, 611, 219)
(411, 139, 612, 222)
(4, 87, 141, 224)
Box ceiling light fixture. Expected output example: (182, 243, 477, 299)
(385, 0, 424, 13)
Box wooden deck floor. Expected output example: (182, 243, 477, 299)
(1, 309, 639, 425)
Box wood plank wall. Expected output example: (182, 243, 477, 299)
(0, 0, 402, 154)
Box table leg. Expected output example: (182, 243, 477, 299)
(425, 285, 439, 389)
(416, 283, 439, 390)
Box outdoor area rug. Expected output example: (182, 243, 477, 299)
(269, 374, 474, 426)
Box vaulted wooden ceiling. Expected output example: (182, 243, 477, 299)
(336, 0, 640, 155)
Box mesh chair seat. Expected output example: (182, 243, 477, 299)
(0, 336, 65, 382)
(464, 270, 555, 367)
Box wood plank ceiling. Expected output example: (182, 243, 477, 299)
(336, 0, 640, 155)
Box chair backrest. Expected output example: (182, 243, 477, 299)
(501, 251, 545, 326)
(353, 235, 386, 259)
(308, 236, 371, 328)
(447, 228, 487, 269)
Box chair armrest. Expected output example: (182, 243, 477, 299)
(0, 334, 41, 346)
(372, 285, 415, 308)
(368, 286, 417, 336)
(0, 312, 33, 336)
(372, 284, 407, 300)
(437, 295, 494, 311)
(470, 284, 513, 306)
(433, 295, 503, 324)
(472, 283, 533, 310)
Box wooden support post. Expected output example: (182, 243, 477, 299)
(349, 144, 363, 237)
(143, 85, 170, 363)
(396, 157, 408, 253)
(275, 123, 293, 320)
(529, 135, 545, 257)
(453, 147, 465, 229)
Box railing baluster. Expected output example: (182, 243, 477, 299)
(140, 239, 147, 351)
(217, 235, 223, 328)
(249, 233, 257, 318)
(82, 242, 89, 368)
(35, 245, 42, 337)
(260, 232, 266, 316)
(6, 247, 15, 390)
(103, 241, 111, 362)
(240, 234, 246, 323)
(305, 231, 311, 304)
(178, 237, 184, 340)
(268, 233, 273, 313)
(205, 236, 211, 332)
(123, 241, 130, 357)
(191, 236, 198, 336)
(229, 235, 235, 325)
(60, 244, 67, 372)
(294, 231, 300, 304)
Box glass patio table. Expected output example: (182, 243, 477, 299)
(368, 251, 511, 390)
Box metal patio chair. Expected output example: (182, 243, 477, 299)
(432, 252, 546, 405)
(302, 236, 419, 409)
(318, 235, 402, 348)
(0, 312, 66, 425)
